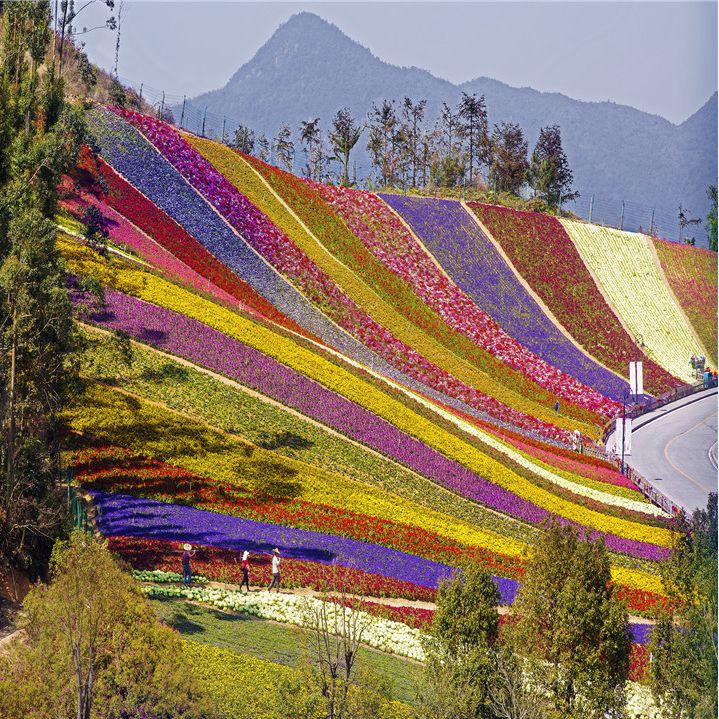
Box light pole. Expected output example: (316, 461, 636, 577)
(632, 334, 644, 401)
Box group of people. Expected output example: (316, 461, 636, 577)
(181, 544, 282, 593)
(689, 355, 717, 388)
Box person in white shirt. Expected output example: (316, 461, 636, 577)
(267, 547, 281, 592)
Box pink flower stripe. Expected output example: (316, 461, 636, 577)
(313, 183, 619, 417)
(468, 203, 683, 397)
(112, 108, 575, 443)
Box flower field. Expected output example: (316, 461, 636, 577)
(468, 203, 684, 395)
(53, 108, 719, 693)
(652, 237, 718, 365)
(118, 116, 599, 440)
(560, 220, 706, 378)
(379, 194, 629, 403)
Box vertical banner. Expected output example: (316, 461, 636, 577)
(629, 361, 644, 396)
(615, 418, 632, 456)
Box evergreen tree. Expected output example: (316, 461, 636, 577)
(328, 107, 362, 187)
(458, 92, 489, 187)
(511, 523, 631, 718)
(255, 133, 270, 163)
(528, 124, 578, 208)
(0, 2, 84, 577)
(436, 101, 463, 187)
(649, 494, 717, 719)
(231, 125, 254, 155)
(706, 185, 717, 251)
(367, 100, 398, 187)
(400, 97, 426, 189)
(273, 124, 294, 172)
(299, 117, 321, 180)
(489, 122, 529, 195)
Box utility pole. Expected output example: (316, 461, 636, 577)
(179, 95, 186, 128)
(649, 208, 655, 236)
(201, 107, 207, 137)
(222, 117, 227, 144)
(137, 83, 143, 110)
(158, 91, 165, 120)
(588, 194, 594, 223)
(620, 200, 625, 230)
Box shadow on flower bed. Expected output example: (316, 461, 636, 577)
(257, 431, 314, 453)
(251, 460, 303, 501)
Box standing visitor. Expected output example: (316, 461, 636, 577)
(267, 548, 281, 592)
(240, 550, 250, 594)
(554, 400, 560, 416)
(181, 543, 196, 587)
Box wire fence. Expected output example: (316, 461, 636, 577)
(117, 75, 697, 243)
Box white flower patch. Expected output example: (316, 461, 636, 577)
(144, 585, 425, 661)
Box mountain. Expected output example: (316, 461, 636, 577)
(183, 12, 717, 244)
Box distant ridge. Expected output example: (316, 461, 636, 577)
(184, 12, 717, 244)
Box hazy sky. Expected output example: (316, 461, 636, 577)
(75, 1, 717, 124)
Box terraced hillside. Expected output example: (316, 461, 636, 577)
(57, 107, 717, 714)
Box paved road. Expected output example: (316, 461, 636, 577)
(607, 389, 718, 513)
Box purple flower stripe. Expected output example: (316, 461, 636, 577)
(86, 108, 562, 445)
(90, 490, 657, 642)
(90, 490, 518, 604)
(73, 285, 669, 563)
(379, 196, 629, 401)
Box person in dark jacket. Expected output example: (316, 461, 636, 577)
(181, 543, 196, 587)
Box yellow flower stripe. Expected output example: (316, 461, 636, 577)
(59, 236, 674, 548)
(187, 135, 599, 434)
(560, 220, 704, 379)
(63, 382, 528, 560)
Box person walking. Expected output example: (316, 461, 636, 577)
(181, 543, 196, 587)
(554, 400, 560, 416)
(267, 548, 281, 592)
(240, 550, 250, 594)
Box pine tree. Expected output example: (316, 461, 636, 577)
(328, 107, 362, 187)
(367, 100, 398, 187)
(528, 124, 578, 208)
(299, 117, 321, 180)
(458, 92, 489, 187)
(489, 122, 529, 195)
(400, 97, 426, 189)
(707, 185, 717, 251)
(231, 125, 254, 155)
(273, 124, 294, 172)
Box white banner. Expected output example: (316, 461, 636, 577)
(629, 361, 644, 396)
(615, 418, 632, 456)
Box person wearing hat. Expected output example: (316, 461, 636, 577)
(240, 550, 251, 594)
(267, 548, 281, 592)
(181, 543, 196, 587)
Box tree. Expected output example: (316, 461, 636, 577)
(511, 522, 630, 718)
(273, 124, 294, 172)
(458, 92, 489, 187)
(649, 493, 717, 719)
(328, 107, 362, 187)
(232, 125, 255, 155)
(489, 122, 529, 195)
(0, 1, 85, 578)
(0, 532, 215, 719)
(401, 97, 426, 188)
(527, 125, 578, 209)
(436, 101, 464, 187)
(276, 564, 406, 719)
(418, 564, 500, 719)
(255, 133, 270, 163)
(678, 204, 702, 245)
(367, 100, 399, 187)
(299, 117, 321, 180)
(705, 186, 717, 251)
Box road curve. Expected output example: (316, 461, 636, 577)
(608, 389, 718, 513)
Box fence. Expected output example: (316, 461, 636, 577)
(65, 470, 91, 533)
